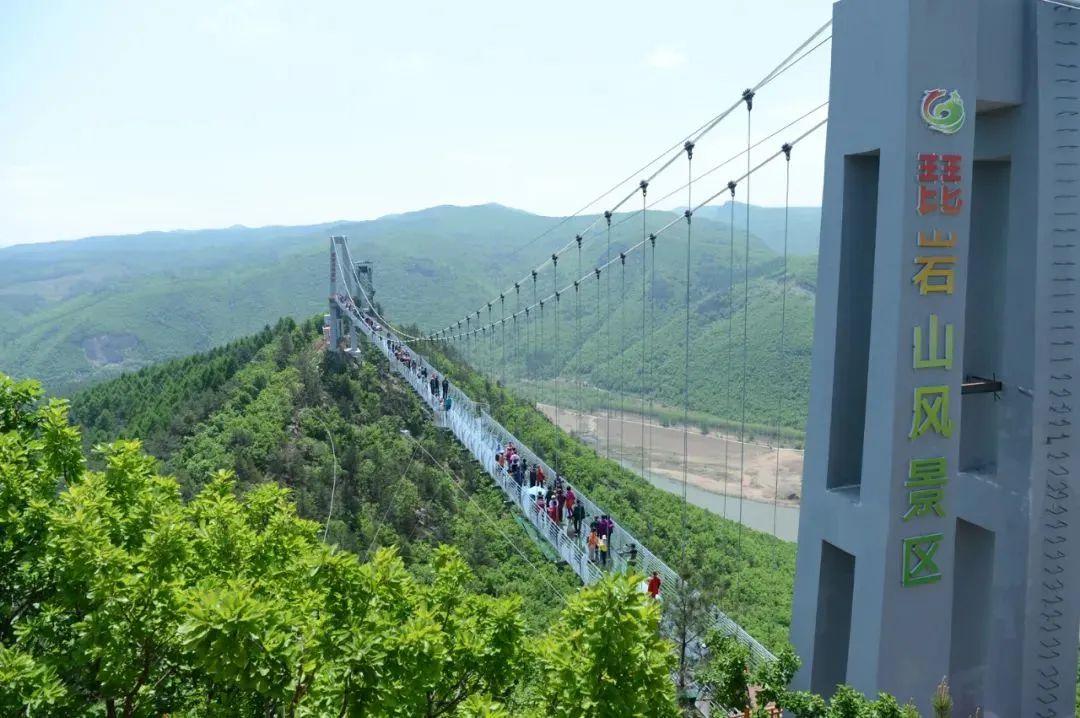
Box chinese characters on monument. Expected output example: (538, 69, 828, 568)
(902, 95, 965, 587)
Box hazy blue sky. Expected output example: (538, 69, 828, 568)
(0, 1, 833, 247)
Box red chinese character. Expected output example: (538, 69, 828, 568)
(918, 153, 940, 183)
(941, 154, 962, 184)
(941, 185, 964, 215)
(918, 184, 939, 215)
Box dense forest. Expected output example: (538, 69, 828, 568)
(1, 372, 680, 716)
(69, 317, 581, 622)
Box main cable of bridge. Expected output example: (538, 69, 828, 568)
(437, 116, 826, 339)
(425, 20, 832, 343)
(425, 108, 828, 344)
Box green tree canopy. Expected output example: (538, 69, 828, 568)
(0, 372, 681, 717)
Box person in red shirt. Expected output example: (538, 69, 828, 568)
(647, 571, 662, 599)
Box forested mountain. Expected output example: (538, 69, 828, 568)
(67, 317, 580, 618)
(0, 204, 820, 436)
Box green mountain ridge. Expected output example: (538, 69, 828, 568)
(0, 203, 820, 434)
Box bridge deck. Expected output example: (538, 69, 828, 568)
(345, 300, 775, 665)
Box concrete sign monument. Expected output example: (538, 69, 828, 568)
(791, 1, 1080, 716)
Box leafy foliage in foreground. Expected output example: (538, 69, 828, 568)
(697, 633, 920, 718)
(1, 372, 679, 716)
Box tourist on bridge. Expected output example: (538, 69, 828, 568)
(570, 499, 584, 536)
(597, 535, 609, 567)
(441, 377, 449, 396)
(620, 543, 638, 572)
(647, 571, 662, 599)
(587, 527, 599, 561)
(443, 395, 452, 413)
(421, 366, 428, 381)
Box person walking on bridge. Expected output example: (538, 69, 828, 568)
(571, 499, 584, 537)
(597, 535, 609, 568)
(441, 377, 449, 397)
(647, 571, 662, 599)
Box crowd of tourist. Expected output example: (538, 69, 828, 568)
(370, 318, 662, 600)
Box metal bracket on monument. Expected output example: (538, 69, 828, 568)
(961, 375, 1004, 395)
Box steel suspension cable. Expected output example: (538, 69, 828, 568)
(640, 185, 649, 480)
(595, 268, 603, 457)
(539, 299, 545, 409)
(681, 141, 694, 573)
(532, 271, 539, 406)
(619, 251, 627, 462)
(737, 92, 754, 562)
(432, 20, 832, 344)
(515, 284, 521, 381)
(577, 236, 584, 439)
(605, 213, 613, 460)
(724, 185, 736, 521)
(463, 120, 827, 352)
(772, 143, 793, 554)
(553, 253, 560, 473)
(648, 231, 657, 493)
(500, 294, 506, 387)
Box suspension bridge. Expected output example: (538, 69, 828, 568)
(324, 2, 1080, 715)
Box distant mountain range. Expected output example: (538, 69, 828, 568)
(0, 203, 821, 431)
(679, 201, 821, 256)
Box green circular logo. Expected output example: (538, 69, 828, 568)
(921, 89, 966, 135)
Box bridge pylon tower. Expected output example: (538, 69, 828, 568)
(327, 235, 374, 354)
(791, 1, 1080, 716)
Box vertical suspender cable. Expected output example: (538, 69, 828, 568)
(500, 294, 506, 387)
(737, 89, 755, 559)
(595, 268, 603, 457)
(773, 143, 793, 554)
(515, 284, 521, 383)
(577, 236, 584, 438)
(681, 140, 694, 572)
(553, 253, 560, 472)
(725, 182, 736, 520)
(539, 299, 545, 407)
(620, 251, 627, 461)
(648, 232, 657, 494)
(640, 182, 649, 479)
(524, 306, 531, 404)
(605, 211, 613, 460)
(532, 270, 539, 407)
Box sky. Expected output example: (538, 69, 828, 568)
(0, 0, 834, 247)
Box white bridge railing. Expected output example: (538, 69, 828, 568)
(341, 300, 775, 665)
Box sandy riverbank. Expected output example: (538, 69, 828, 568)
(537, 404, 804, 507)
